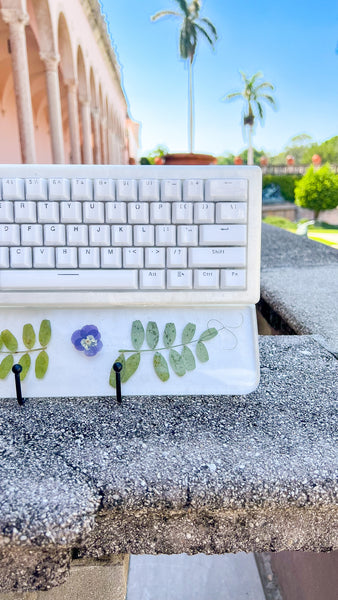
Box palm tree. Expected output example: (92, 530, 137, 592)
(151, 0, 217, 153)
(223, 72, 276, 165)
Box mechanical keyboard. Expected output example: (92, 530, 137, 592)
(0, 165, 261, 397)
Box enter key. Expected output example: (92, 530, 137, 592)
(199, 224, 247, 245)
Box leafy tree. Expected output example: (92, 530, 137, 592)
(295, 165, 338, 219)
(223, 72, 276, 165)
(151, 0, 217, 153)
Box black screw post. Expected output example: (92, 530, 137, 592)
(113, 362, 123, 404)
(12, 364, 24, 406)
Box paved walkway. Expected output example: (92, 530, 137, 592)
(127, 553, 265, 600)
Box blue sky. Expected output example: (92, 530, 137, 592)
(100, 0, 338, 157)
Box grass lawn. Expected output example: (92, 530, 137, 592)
(263, 216, 338, 249)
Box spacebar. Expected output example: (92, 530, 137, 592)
(0, 270, 139, 291)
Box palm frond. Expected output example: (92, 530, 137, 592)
(194, 22, 216, 47)
(224, 91, 243, 101)
(151, 10, 180, 21)
(260, 94, 276, 106)
(174, 0, 190, 16)
(255, 81, 274, 92)
(200, 17, 218, 39)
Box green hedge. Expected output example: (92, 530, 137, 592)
(262, 174, 302, 203)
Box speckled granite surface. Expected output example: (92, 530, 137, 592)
(0, 335, 337, 591)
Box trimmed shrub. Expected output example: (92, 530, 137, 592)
(262, 174, 302, 203)
(295, 165, 338, 219)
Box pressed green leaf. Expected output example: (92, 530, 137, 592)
(169, 349, 186, 377)
(109, 353, 125, 388)
(1, 330, 18, 352)
(39, 320, 51, 346)
(0, 355, 14, 379)
(181, 345, 196, 371)
(35, 350, 49, 379)
(121, 352, 140, 383)
(198, 327, 218, 342)
(182, 322, 196, 344)
(18, 353, 31, 381)
(0, 333, 3, 351)
(196, 341, 209, 363)
(131, 320, 145, 351)
(146, 321, 159, 349)
(22, 323, 36, 349)
(153, 352, 169, 382)
(163, 323, 176, 348)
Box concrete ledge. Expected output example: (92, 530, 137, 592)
(0, 335, 337, 591)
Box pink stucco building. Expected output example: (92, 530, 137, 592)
(0, 0, 139, 164)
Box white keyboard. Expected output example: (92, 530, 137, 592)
(0, 165, 261, 398)
(0, 165, 261, 307)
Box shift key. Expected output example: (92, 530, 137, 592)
(189, 247, 246, 268)
(200, 224, 247, 245)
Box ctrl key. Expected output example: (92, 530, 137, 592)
(221, 269, 246, 289)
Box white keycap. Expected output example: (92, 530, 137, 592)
(172, 202, 193, 224)
(94, 179, 115, 200)
(0, 247, 9, 268)
(83, 202, 104, 223)
(111, 225, 132, 246)
(205, 179, 247, 201)
(140, 270, 165, 289)
(89, 225, 110, 246)
(134, 225, 154, 246)
(79, 248, 100, 269)
(20, 224, 43, 246)
(177, 225, 198, 246)
(25, 178, 47, 200)
(56, 247, 78, 268)
(0, 269, 138, 290)
(156, 225, 176, 246)
(106, 202, 127, 224)
(123, 247, 143, 268)
(101, 248, 122, 268)
(60, 202, 82, 223)
(167, 269, 193, 289)
(37, 202, 59, 223)
(71, 178, 93, 201)
(194, 269, 219, 289)
(161, 180, 181, 201)
(33, 247, 55, 268)
(199, 225, 247, 246)
(128, 202, 149, 224)
(14, 201, 36, 223)
(2, 178, 25, 201)
(49, 178, 70, 201)
(216, 202, 247, 223)
(0, 224, 20, 246)
(0, 201, 14, 223)
(44, 224, 66, 246)
(116, 179, 137, 201)
(167, 247, 187, 268)
(194, 202, 214, 224)
(67, 225, 88, 246)
(10, 247, 32, 269)
(189, 247, 246, 268)
(221, 269, 246, 288)
(145, 248, 165, 268)
(139, 179, 160, 201)
(150, 202, 171, 224)
(183, 180, 204, 201)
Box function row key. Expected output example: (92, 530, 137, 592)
(0, 177, 248, 202)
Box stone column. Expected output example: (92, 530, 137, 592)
(65, 79, 81, 164)
(91, 108, 101, 164)
(79, 98, 93, 164)
(1, 8, 36, 163)
(100, 117, 108, 165)
(40, 53, 65, 164)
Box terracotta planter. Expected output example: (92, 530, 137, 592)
(163, 153, 217, 165)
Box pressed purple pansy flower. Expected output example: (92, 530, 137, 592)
(71, 325, 103, 357)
